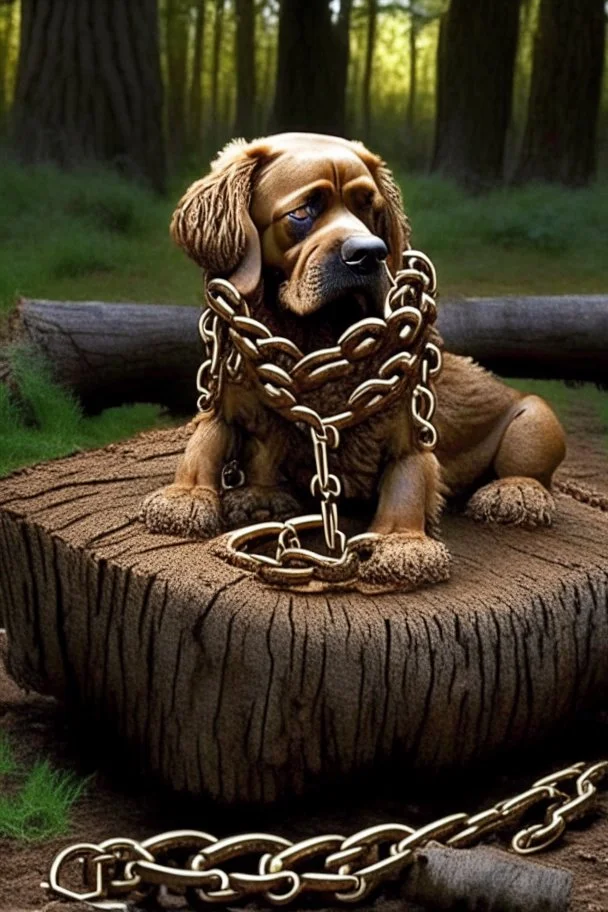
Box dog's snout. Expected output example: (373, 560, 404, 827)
(341, 236, 388, 275)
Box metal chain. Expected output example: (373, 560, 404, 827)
(197, 250, 441, 585)
(42, 760, 608, 910)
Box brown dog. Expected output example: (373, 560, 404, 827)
(141, 133, 566, 589)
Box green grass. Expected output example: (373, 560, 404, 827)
(0, 155, 200, 317)
(0, 155, 607, 323)
(0, 348, 173, 478)
(0, 734, 87, 841)
(0, 155, 606, 477)
(401, 175, 608, 297)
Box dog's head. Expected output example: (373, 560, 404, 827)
(171, 133, 410, 333)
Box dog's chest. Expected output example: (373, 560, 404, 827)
(283, 397, 408, 500)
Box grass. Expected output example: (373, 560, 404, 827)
(0, 153, 607, 324)
(0, 734, 87, 841)
(0, 154, 199, 316)
(0, 154, 605, 477)
(401, 175, 608, 296)
(0, 347, 173, 478)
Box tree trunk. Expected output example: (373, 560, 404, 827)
(165, 0, 190, 170)
(234, 0, 256, 138)
(188, 0, 207, 156)
(405, 13, 417, 134)
(269, 0, 338, 135)
(12, 0, 166, 192)
(1, 422, 608, 803)
(431, 0, 521, 188)
(333, 0, 354, 137)
(258, 12, 275, 134)
(515, 0, 606, 186)
(361, 0, 377, 143)
(4, 295, 608, 415)
(0, 0, 16, 132)
(210, 0, 226, 144)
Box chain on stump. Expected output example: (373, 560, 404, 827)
(196, 250, 442, 586)
(42, 760, 608, 909)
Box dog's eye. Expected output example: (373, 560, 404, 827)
(357, 193, 374, 211)
(288, 206, 312, 222)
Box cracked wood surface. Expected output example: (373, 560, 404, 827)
(3, 295, 607, 414)
(0, 418, 607, 804)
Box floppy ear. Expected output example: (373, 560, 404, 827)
(171, 142, 262, 297)
(372, 163, 412, 274)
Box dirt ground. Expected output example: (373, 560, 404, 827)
(1, 406, 608, 912)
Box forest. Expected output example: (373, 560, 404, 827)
(0, 0, 606, 192)
(0, 0, 607, 478)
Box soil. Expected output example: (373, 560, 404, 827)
(1, 404, 607, 912)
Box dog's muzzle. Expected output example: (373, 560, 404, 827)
(341, 236, 388, 275)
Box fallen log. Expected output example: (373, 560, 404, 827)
(1, 423, 608, 803)
(2, 294, 607, 413)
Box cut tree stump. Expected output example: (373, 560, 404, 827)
(1, 424, 607, 804)
(3, 294, 607, 413)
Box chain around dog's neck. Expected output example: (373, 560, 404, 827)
(196, 249, 442, 587)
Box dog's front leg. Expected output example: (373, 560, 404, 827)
(352, 451, 451, 590)
(140, 412, 229, 538)
(222, 434, 301, 529)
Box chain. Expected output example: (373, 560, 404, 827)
(42, 760, 608, 910)
(197, 250, 441, 586)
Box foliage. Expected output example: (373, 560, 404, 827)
(2, 0, 607, 176)
(404, 174, 608, 295)
(0, 156, 607, 323)
(0, 154, 198, 317)
(0, 347, 173, 478)
(0, 734, 88, 841)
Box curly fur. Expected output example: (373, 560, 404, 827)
(170, 142, 259, 277)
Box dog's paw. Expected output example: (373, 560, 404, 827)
(351, 533, 451, 590)
(140, 484, 222, 539)
(222, 485, 301, 528)
(465, 477, 555, 528)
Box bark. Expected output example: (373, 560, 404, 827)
(188, 0, 207, 155)
(12, 0, 166, 192)
(405, 13, 417, 134)
(269, 0, 338, 135)
(515, 0, 606, 186)
(0, 0, 16, 131)
(165, 0, 191, 170)
(4, 295, 608, 415)
(234, 0, 256, 137)
(258, 12, 275, 134)
(361, 0, 377, 143)
(3, 298, 202, 414)
(210, 0, 226, 142)
(333, 0, 354, 137)
(1, 424, 608, 803)
(431, 0, 521, 188)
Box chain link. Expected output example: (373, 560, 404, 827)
(42, 760, 608, 909)
(197, 250, 441, 586)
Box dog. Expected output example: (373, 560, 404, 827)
(141, 133, 566, 589)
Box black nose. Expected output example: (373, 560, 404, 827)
(341, 236, 388, 275)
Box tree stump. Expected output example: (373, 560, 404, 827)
(1, 424, 607, 804)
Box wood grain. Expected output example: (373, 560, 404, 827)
(3, 294, 607, 414)
(0, 424, 607, 804)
